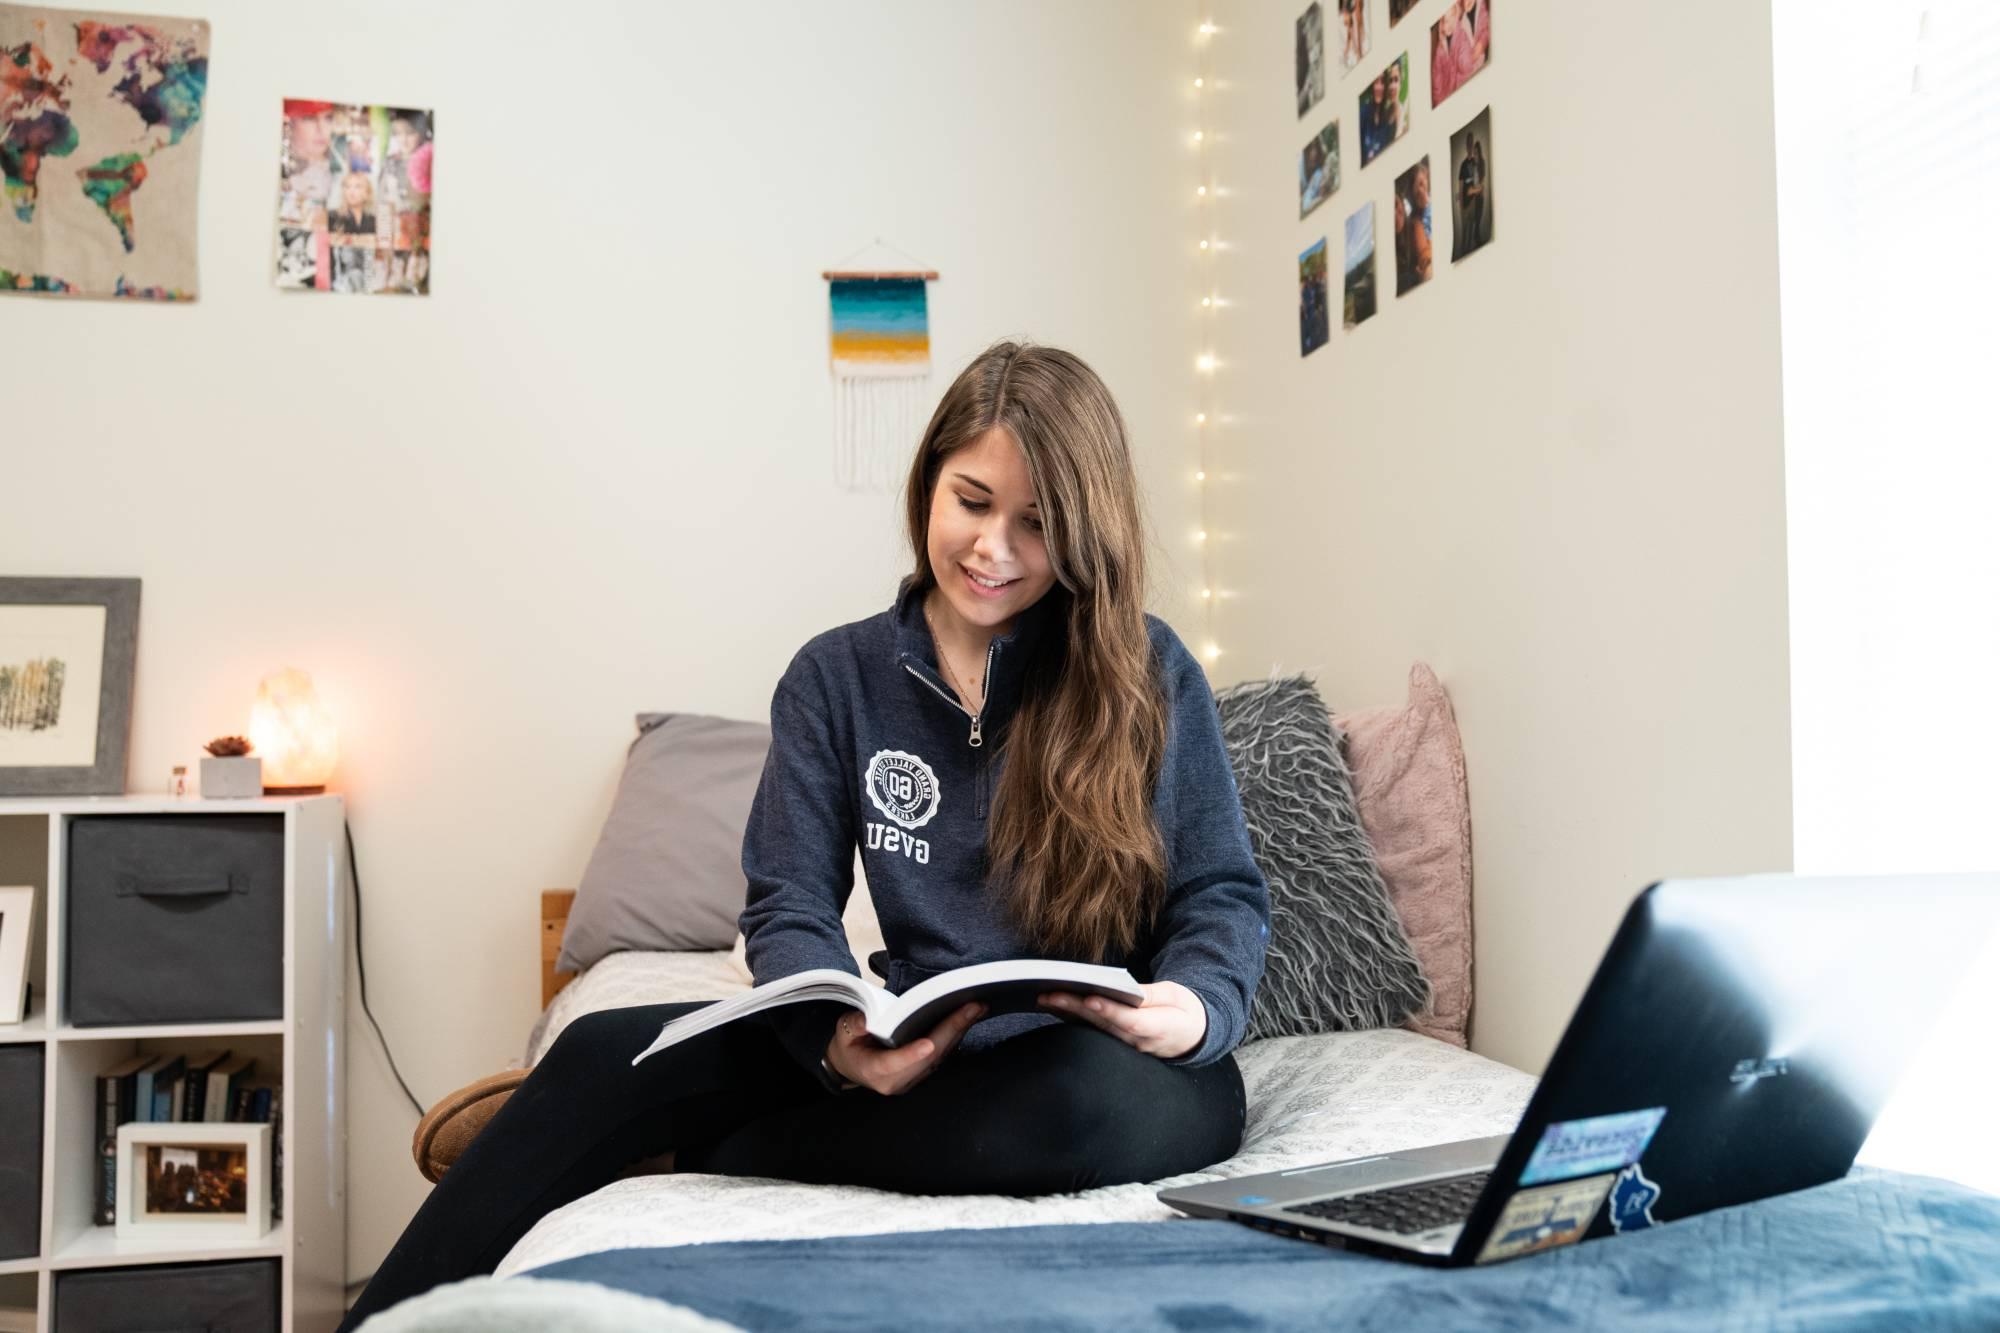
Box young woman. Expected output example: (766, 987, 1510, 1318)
(339, 340, 1270, 1329)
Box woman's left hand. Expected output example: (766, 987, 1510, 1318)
(1038, 980, 1207, 1060)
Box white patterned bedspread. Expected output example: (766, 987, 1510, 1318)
(499, 950, 1536, 1278)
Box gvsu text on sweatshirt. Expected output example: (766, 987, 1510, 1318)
(739, 577, 1271, 1091)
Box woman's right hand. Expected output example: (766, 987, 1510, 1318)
(823, 1002, 985, 1095)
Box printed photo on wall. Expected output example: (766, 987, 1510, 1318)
(1389, 0, 1420, 26)
(1299, 122, 1339, 219)
(1393, 155, 1434, 295)
(1295, 2, 1326, 118)
(0, 8, 210, 301)
(1335, 0, 1369, 73)
(1357, 52, 1410, 167)
(1299, 236, 1331, 356)
(1431, 0, 1492, 108)
(274, 99, 432, 295)
(1449, 106, 1494, 261)
(1343, 203, 1377, 329)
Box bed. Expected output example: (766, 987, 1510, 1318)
(502, 942, 1537, 1274)
(452, 927, 2000, 1333)
(359, 675, 2000, 1331)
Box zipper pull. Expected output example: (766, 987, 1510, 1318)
(968, 714, 983, 748)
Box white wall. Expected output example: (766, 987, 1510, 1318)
(1200, 1, 1794, 1073)
(2, 0, 1207, 1278)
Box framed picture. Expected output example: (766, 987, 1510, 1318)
(116, 1121, 272, 1242)
(0, 884, 31, 1025)
(0, 578, 140, 796)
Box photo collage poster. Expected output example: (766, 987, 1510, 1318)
(275, 99, 431, 295)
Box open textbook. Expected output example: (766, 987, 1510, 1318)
(632, 959, 1145, 1065)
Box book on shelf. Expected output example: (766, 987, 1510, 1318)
(271, 1101, 284, 1222)
(178, 1049, 230, 1122)
(152, 1068, 181, 1124)
(134, 1057, 165, 1123)
(204, 1053, 256, 1122)
(94, 1054, 158, 1225)
(631, 959, 1146, 1065)
(143, 1055, 188, 1121)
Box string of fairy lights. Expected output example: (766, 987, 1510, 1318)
(1194, 14, 1221, 665)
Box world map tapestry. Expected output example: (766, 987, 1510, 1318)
(0, 4, 209, 300)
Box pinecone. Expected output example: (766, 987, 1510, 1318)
(204, 735, 253, 757)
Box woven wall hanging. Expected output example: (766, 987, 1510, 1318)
(824, 238, 938, 492)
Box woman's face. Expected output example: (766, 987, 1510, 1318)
(290, 113, 329, 161)
(342, 173, 369, 209)
(925, 427, 1057, 634)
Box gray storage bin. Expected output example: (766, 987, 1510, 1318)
(66, 815, 285, 1026)
(55, 1259, 279, 1332)
(0, 1045, 42, 1259)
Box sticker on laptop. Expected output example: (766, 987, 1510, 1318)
(1607, 1163, 1662, 1232)
(1474, 1173, 1617, 1264)
(1519, 1107, 1667, 1186)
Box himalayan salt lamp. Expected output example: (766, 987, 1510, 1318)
(248, 667, 338, 794)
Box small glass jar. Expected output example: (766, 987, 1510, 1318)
(170, 765, 189, 798)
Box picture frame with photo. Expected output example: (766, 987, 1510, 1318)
(1450, 105, 1495, 261)
(1296, 1, 1327, 118)
(1357, 52, 1411, 167)
(1393, 155, 1436, 295)
(116, 1120, 272, 1242)
(0, 577, 140, 796)
(1299, 236, 1332, 356)
(0, 884, 33, 1026)
(1431, 0, 1493, 109)
(1343, 202, 1378, 329)
(1299, 121, 1340, 219)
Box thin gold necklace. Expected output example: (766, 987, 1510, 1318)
(923, 599, 985, 713)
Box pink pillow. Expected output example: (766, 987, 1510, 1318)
(1334, 663, 1474, 1046)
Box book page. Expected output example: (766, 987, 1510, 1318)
(878, 961, 1143, 1048)
(630, 969, 875, 1065)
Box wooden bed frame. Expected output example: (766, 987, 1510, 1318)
(542, 888, 578, 1008)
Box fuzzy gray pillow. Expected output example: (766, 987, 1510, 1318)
(1214, 674, 1430, 1039)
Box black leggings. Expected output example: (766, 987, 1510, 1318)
(340, 1000, 1246, 1329)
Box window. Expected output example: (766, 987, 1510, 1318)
(1772, 0, 2000, 1193)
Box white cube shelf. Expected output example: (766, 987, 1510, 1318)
(0, 794, 346, 1333)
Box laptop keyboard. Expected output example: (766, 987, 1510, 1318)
(1283, 1171, 1491, 1235)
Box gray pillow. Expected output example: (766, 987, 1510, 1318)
(556, 712, 770, 974)
(1214, 675, 1431, 1039)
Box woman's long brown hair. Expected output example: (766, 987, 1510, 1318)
(901, 340, 1168, 962)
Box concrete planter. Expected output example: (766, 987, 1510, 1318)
(199, 755, 263, 798)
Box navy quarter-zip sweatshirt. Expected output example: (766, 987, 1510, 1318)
(738, 578, 1271, 1092)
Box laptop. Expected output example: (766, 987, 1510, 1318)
(1159, 872, 1999, 1266)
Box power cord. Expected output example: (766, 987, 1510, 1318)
(341, 818, 426, 1301)
(346, 820, 426, 1118)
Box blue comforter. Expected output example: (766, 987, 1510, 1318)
(531, 1168, 2000, 1331)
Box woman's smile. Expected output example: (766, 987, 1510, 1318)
(960, 562, 1020, 599)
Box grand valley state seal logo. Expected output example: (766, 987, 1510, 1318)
(865, 749, 941, 830)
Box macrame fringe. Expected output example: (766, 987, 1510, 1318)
(832, 369, 929, 494)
